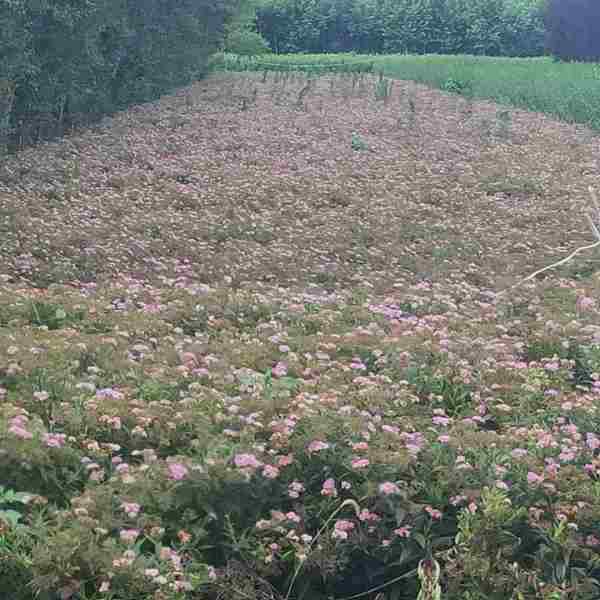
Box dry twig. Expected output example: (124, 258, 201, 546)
(496, 187, 600, 297)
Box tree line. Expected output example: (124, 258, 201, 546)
(255, 0, 547, 56)
(254, 0, 600, 62)
(0, 0, 242, 151)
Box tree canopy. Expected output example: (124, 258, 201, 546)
(0, 0, 244, 149)
(255, 0, 547, 56)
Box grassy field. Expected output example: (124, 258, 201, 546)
(220, 52, 600, 129)
(2, 67, 600, 599)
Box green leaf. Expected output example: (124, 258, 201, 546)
(278, 376, 299, 391)
(10, 492, 33, 505)
(394, 506, 407, 525)
(0, 510, 22, 526)
(413, 532, 427, 550)
(388, 546, 419, 568)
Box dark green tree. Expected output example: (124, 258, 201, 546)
(1, 0, 245, 151)
(255, 0, 546, 56)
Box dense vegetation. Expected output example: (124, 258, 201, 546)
(2, 68, 600, 599)
(4, 0, 600, 154)
(255, 0, 546, 56)
(0, 0, 243, 151)
(3, 0, 600, 597)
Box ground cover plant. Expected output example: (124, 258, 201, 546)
(221, 53, 600, 130)
(2, 69, 600, 599)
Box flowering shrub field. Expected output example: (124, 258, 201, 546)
(220, 53, 600, 131)
(1, 71, 600, 599)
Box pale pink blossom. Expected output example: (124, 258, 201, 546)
(262, 464, 280, 479)
(288, 480, 305, 498)
(177, 530, 192, 544)
(277, 454, 294, 467)
(527, 471, 543, 485)
(272, 362, 288, 377)
(234, 453, 263, 469)
(119, 529, 140, 544)
(9, 414, 29, 428)
(286, 511, 301, 523)
(8, 424, 33, 439)
(351, 441, 369, 451)
(168, 463, 189, 480)
(307, 440, 330, 454)
(379, 481, 400, 496)
(586, 434, 600, 451)
(576, 295, 596, 312)
(425, 506, 442, 520)
(511, 448, 528, 459)
(332, 519, 355, 540)
(321, 478, 337, 497)
(358, 509, 381, 522)
(382, 424, 399, 434)
(255, 519, 271, 530)
(121, 502, 141, 518)
(89, 469, 105, 482)
(450, 495, 467, 506)
(334, 519, 355, 531)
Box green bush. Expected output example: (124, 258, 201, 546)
(225, 28, 272, 55)
(0, 0, 244, 151)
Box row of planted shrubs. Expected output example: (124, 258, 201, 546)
(0, 0, 243, 152)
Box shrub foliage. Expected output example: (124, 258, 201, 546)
(0, 0, 243, 150)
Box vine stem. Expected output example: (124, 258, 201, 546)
(285, 498, 361, 600)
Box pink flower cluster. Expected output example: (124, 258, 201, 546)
(8, 414, 33, 439)
(234, 453, 263, 469)
(332, 519, 355, 540)
(168, 463, 189, 480)
(307, 440, 330, 454)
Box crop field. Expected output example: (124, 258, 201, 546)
(222, 53, 600, 130)
(2, 68, 600, 599)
